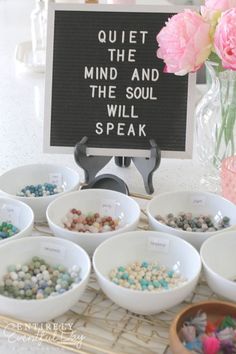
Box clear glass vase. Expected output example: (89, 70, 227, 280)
(195, 61, 236, 192)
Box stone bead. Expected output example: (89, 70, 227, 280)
(17, 183, 63, 198)
(155, 212, 231, 232)
(0, 258, 82, 300)
(10, 272, 18, 280)
(109, 261, 186, 292)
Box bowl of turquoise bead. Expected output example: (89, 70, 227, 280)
(93, 231, 201, 315)
(0, 164, 80, 223)
(0, 236, 91, 322)
(0, 197, 34, 244)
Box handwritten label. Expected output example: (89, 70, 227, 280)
(0, 204, 20, 225)
(49, 173, 63, 187)
(191, 196, 206, 207)
(39, 243, 66, 260)
(99, 199, 116, 218)
(147, 237, 170, 254)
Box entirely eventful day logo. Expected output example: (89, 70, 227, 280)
(3, 322, 86, 349)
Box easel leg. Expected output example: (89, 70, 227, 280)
(131, 140, 161, 194)
(74, 137, 112, 184)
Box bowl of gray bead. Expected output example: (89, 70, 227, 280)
(0, 236, 90, 322)
(146, 191, 236, 250)
(0, 164, 80, 223)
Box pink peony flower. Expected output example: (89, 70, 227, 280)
(201, 0, 236, 21)
(214, 8, 236, 70)
(203, 0, 236, 13)
(156, 10, 212, 75)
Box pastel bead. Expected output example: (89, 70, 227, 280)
(0, 258, 81, 300)
(109, 261, 186, 292)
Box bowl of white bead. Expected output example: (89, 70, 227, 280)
(93, 231, 201, 315)
(0, 236, 90, 322)
(0, 164, 80, 223)
(0, 197, 34, 243)
(46, 189, 141, 255)
(146, 191, 236, 250)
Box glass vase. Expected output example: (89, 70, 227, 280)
(195, 61, 236, 192)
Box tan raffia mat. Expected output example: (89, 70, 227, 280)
(0, 206, 229, 354)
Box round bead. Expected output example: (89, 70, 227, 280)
(155, 212, 231, 232)
(17, 182, 64, 198)
(109, 261, 186, 292)
(0, 258, 81, 300)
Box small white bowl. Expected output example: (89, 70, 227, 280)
(93, 231, 201, 315)
(0, 236, 91, 322)
(200, 230, 236, 302)
(0, 197, 34, 244)
(47, 189, 140, 255)
(147, 191, 236, 250)
(0, 164, 80, 223)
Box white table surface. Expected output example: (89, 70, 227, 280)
(0, 1, 209, 353)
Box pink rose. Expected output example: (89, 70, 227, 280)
(156, 10, 212, 75)
(214, 8, 236, 70)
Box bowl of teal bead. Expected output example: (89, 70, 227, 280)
(93, 230, 201, 315)
(0, 197, 34, 243)
(147, 191, 236, 250)
(0, 164, 80, 223)
(0, 236, 91, 322)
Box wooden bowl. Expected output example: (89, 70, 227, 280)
(169, 300, 236, 354)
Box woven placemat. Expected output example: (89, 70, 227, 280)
(0, 213, 222, 354)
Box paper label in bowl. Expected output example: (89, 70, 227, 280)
(190, 195, 206, 207)
(39, 242, 66, 260)
(100, 199, 116, 217)
(0, 204, 20, 225)
(147, 237, 170, 253)
(49, 173, 63, 187)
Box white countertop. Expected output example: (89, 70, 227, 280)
(0, 1, 210, 353)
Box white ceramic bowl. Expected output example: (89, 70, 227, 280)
(0, 197, 34, 244)
(47, 189, 140, 255)
(93, 231, 201, 315)
(0, 164, 80, 223)
(147, 191, 236, 250)
(0, 236, 91, 322)
(200, 231, 236, 302)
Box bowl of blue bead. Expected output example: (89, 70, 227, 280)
(0, 197, 34, 243)
(0, 236, 91, 322)
(147, 191, 236, 250)
(93, 231, 201, 315)
(0, 164, 80, 223)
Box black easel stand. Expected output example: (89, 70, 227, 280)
(74, 137, 161, 194)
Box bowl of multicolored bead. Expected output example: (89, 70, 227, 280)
(0, 236, 90, 322)
(46, 189, 140, 255)
(93, 231, 201, 315)
(169, 300, 236, 354)
(0, 164, 80, 222)
(0, 197, 34, 243)
(147, 191, 236, 250)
